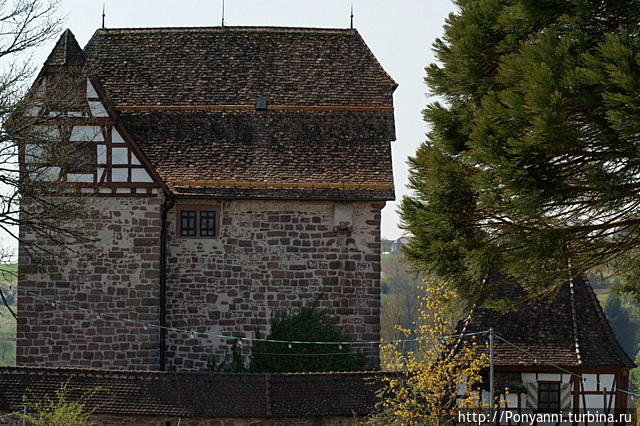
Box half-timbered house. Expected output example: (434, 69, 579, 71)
(460, 277, 635, 419)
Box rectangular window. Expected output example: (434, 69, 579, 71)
(177, 207, 219, 238)
(200, 211, 216, 236)
(180, 210, 196, 236)
(538, 382, 561, 411)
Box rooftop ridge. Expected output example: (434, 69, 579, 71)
(568, 276, 583, 366)
(95, 25, 358, 34)
(0, 365, 385, 377)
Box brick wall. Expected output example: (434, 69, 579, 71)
(164, 200, 383, 371)
(17, 196, 163, 370)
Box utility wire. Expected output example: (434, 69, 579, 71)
(0, 283, 488, 346)
(494, 333, 640, 398)
(4, 283, 638, 397)
(0, 409, 24, 420)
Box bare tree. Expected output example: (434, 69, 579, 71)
(0, 1, 92, 319)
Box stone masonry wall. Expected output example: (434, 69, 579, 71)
(164, 200, 383, 372)
(17, 196, 163, 370)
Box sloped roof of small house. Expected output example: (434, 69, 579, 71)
(459, 277, 635, 368)
(42, 27, 397, 200)
(0, 366, 386, 418)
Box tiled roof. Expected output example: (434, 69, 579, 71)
(460, 277, 635, 368)
(83, 26, 396, 107)
(117, 110, 395, 200)
(42, 26, 397, 200)
(0, 367, 385, 418)
(44, 29, 86, 67)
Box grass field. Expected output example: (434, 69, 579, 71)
(0, 304, 16, 365)
(0, 264, 17, 365)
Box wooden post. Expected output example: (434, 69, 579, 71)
(489, 328, 495, 423)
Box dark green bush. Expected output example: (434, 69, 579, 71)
(249, 303, 368, 373)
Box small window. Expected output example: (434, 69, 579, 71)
(180, 210, 196, 236)
(177, 207, 219, 238)
(200, 211, 216, 236)
(538, 382, 560, 411)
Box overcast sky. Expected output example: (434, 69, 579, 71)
(25, 0, 456, 242)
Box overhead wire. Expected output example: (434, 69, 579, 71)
(0, 282, 489, 346)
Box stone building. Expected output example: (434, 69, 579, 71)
(17, 27, 396, 372)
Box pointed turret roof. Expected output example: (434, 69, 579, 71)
(44, 29, 85, 66)
(460, 277, 635, 368)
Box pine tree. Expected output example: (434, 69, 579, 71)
(401, 0, 640, 300)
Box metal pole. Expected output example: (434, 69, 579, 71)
(489, 328, 495, 423)
(22, 406, 26, 426)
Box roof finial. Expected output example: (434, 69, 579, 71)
(350, 1, 354, 29)
(221, 0, 225, 27)
(101, 1, 106, 29)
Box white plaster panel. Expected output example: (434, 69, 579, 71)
(504, 393, 519, 408)
(583, 394, 609, 410)
(37, 126, 60, 140)
(333, 202, 353, 229)
(131, 154, 141, 165)
(599, 374, 614, 390)
(97, 145, 107, 165)
(25, 144, 45, 162)
(86, 79, 98, 98)
(34, 166, 60, 181)
(115, 188, 131, 194)
(521, 373, 537, 383)
(131, 168, 153, 182)
(112, 147, 128, 164)
(89, 101, 108, 117)
(112, 129, 125, 143)
(582, 374, 598, 391)
(98, 188, 111, 194)
(67, 173, 94, 183)
(70, 126, 103, 142)
(537, 373, 562, 381)
(111, 168, 128, 182)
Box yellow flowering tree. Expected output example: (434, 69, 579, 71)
(19, 384, 99, 426)
(368, 278, 488, 425)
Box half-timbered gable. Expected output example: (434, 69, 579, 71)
(23, 30, 161, 196)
